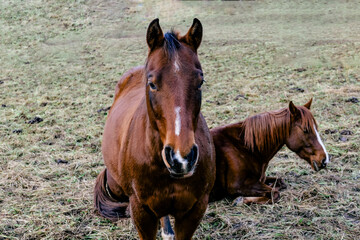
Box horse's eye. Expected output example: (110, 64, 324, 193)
(303, 129, 309, 134)
(148, 82, 157, 90)
(198, 79, 205, 90)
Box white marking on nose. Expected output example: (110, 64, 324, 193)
(175, 107, 181, 136)
(174, 150, 187, 170)
(174, 60, 180, 72)
(314, 124, 329, 164)
(173, 54, 180, 72)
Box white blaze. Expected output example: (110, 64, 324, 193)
(174, 54, 180, 72)
(175, 107, 181, 136)
(174, 60, 180, 72)
(314, 124, 329, 164)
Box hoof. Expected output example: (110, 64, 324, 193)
(271, 191, 281, 203)
(232, 196, 244, 206)
(161, 228, 175, 240)
(278, 179, 287, 191)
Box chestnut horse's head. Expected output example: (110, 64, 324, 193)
(145, 19, 204, 178)
(286, 99, 329, 171)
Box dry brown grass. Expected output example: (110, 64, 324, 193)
(1, 0, 359, 239)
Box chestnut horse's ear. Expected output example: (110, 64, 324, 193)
(146, 18, 164, 51)
(181, 18, 203, 52)
(304, 98, 312, 110)
(289, 101, 301, 119)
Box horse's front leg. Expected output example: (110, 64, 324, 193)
(129, 196, 158, 240)
(264, 176, 287, 190)
(232, 180, 280, 205)
(174, 199, 208, 240)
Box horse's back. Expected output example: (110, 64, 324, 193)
(210, 122, 244, 146)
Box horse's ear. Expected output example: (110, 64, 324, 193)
(181, 18, 203, 52)
(146, 18, 164, 51)
(289, 101, 301, 119)
(304, 98, 312, 110)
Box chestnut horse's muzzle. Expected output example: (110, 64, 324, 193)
(313, 158, 328, 172)
(163, 144, 199, 178)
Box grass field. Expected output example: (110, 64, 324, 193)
(1, 0, 359, 239)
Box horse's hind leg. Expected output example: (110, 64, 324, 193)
(130, 196, 158, 240)
(264, 176, 287, 190)
(174, 199, 207, 240)
(160, 216, 174, 240)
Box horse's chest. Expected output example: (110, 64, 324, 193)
(133, 181, 198, 216)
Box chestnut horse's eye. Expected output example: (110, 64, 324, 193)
(303, 128, 309, 134)
(148, 82, 157, 91)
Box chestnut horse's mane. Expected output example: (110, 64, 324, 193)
(243, 106, 317, 152)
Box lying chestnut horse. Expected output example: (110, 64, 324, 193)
(94, 19, 215, 240)
(210, 99, 329, 204)
(160, 99, 329, 235)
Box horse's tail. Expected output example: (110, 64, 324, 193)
(94, 169, 130, 222)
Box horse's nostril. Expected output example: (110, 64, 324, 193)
(164, 146, 174, 165)
(321, 158, 327, 168)
(187, 145, 198, 165)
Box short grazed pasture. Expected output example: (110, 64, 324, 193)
(1, 0, 359, 239)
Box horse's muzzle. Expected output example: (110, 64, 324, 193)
(163, 144, 199, 178)
(313, 158, 327, 172)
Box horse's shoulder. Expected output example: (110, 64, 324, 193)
(114, 66, 145, 99)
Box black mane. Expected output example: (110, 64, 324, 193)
(163, 31, 181, 59)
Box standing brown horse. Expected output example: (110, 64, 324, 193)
(210, 99, 329, 204)
(94, 19, 215, 240)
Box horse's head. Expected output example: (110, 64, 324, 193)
(286, 99, 329, 171)
(145, 19, 204, 178)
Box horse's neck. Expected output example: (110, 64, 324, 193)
(240, 120, 287, 163)
(131, 102, 163, 162)
(144, 109, 162, 157)
(258, 122, 287, 163)
(262, 141, 285, 163)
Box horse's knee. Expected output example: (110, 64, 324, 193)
(174, 201, 207, 240)
(265, 177, 287, 191)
